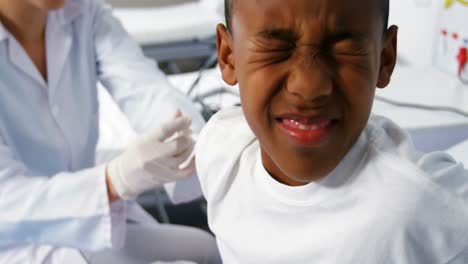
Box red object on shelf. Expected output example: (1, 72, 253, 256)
(456, 47, 467, 76)
(453, 33, 459, 40)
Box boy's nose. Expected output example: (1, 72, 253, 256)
(285, 52, 333, 104)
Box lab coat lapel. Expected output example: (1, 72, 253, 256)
(7, 35, 48, 89)
(46, 16, 72, 98)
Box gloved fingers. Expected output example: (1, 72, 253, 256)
(144, 161, 194, 182)
(157, 115, 192, 142)
(164, 136, 195, 157)
(165, 147, 194, 169)
(178, 153, 195, 171)
(150, 166, 194, 182)
(167, 127, 193, 143)
(174, 159, 196, 179)
(176, 128, 193, 138)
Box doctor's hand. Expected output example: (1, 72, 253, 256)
(106, 111, 195, 200)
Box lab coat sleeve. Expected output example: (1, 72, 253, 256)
(0, 132, 126, 251)
(92, 0, 204, 203)
(92, 0, 205, 135)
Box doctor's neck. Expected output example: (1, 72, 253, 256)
(0, 1, 48, 42)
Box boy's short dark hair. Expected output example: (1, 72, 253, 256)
(224, 0, 390, 32)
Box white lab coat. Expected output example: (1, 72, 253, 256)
(0, 0, 205, 262)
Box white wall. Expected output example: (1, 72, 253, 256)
(389, 0, 440, 67)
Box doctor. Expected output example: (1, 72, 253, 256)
(0, 0, 220, 263)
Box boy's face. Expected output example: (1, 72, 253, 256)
(217, 0, 397, 186)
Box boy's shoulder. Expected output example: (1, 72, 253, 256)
(365, 115, 468, 213)
(195, 107, 256, 197)
(202, 106, 251, 132)
(197, 106, 254, 147)
(357, 116, 468, 261)
(196, 106, 255, 163)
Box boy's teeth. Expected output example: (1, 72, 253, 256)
(283, 119, 329, 131)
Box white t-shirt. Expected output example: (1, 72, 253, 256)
(195, 107, 468, 264)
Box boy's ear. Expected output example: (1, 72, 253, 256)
(377, 25, 398, 89)
(216, 24, 238, 86)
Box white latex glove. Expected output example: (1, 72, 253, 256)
(107, 112, 195, 200)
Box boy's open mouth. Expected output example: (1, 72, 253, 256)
(274, 115, 338, 146)
(280, 118, 331, 131)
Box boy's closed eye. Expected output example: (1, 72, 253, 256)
(251, 28, 369, 55)
(248, 40, 295, 65)
(324, 31, 371, 62)
(332, 41, 368, 57)
(248, 42, 369, 69)
(247, 28, 298, 63)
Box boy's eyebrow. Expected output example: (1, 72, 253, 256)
(255, 28, 298, 41)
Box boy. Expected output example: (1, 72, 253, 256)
(196, 0, 468, 263)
